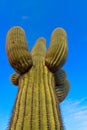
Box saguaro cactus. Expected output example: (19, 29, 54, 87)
(6, 26, 70, 130)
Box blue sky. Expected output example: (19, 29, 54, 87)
(0, 0, 87, 129)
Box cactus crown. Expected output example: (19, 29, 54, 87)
(6, 26, 68, 74)
(32, 37, 46, 57)
(6, 26, 69, 102)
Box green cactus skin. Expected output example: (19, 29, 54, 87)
(6, 27, 70, 130)
(54, 69, 66, 85)
(55, 80, 70, 103)
(6, 27, 33, 74)
(10, 73, 20, 86)
(45, 28, 68, 72)
(54, 69, 70, 102)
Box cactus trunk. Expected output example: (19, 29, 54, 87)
(9, 57, 63, 130)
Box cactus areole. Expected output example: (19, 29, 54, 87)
(6, 26, 70, 130)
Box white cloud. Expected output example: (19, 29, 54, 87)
(61, 98, 87, 130)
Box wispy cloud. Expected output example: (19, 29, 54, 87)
(21, 16, 29, 20)
(61, 98, 87, 130)
(0, 116, 9, 130)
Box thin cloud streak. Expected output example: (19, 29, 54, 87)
(0, 116, 9, 130)
(61, 98, 87, 130)
(21, 16, 29, 20)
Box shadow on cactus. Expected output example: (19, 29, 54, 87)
(6, 26, 70, 130)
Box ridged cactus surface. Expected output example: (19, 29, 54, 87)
(6, 27, 32, 74)
(6, 26, 70, 130)
(45, 28, 68, 72)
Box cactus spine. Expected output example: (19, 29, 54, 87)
(6, 26, 70, 130)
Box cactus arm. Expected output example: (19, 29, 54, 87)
(54, 69, 70, 102)
(6, 26, 33, 74)
(55, 79, 70, 102)
(45, 28, 68, 72)
(10, 73, 20, 86)
(54, 69, 66, 85)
